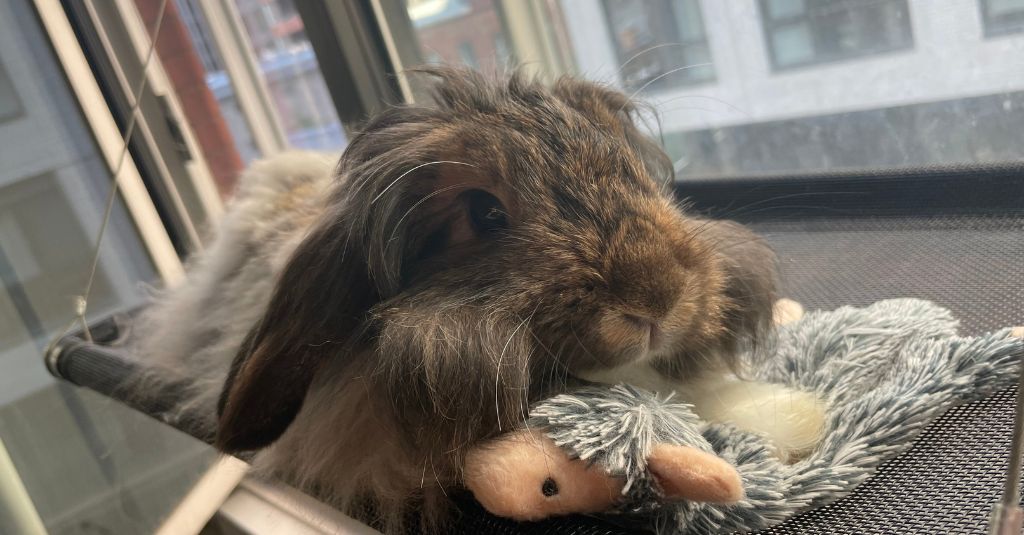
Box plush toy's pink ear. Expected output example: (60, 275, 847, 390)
(646, 444, 743, 503)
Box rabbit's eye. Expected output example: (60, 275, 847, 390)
(466, 189, 508, 235)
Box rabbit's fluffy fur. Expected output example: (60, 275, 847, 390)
(128, 151, 336, 441)
(128, 68, 817, 532)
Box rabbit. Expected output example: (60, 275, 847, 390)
(127, 66, 823, 533)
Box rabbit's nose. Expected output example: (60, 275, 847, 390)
(623, 313, 666, 349)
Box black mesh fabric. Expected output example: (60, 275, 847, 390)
(747, 214, 1023, 534)
(762, 215, 1024, 336)
(754, 387, 1017, 534)
(444, 212, 1024, 534)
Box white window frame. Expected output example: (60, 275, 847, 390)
(33, 0, 184, 285)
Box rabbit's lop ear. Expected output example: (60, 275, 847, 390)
(213, 106, 434, 454)
(215, 213, 377, 453)
(214, 78, 515, 454)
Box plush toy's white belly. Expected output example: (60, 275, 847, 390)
(579, 364, 826, 463)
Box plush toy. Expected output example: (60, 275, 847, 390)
(464, 386, 743, 521)
(465, 299, 805, 522)
(463, 299, 1024, 533)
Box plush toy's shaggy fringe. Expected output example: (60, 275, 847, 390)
(528, 299, 1023, 533)
(530, 385, 706, 497)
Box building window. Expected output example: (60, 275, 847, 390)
(760, 0, 913, 70)
(981, 0, 1024, 36)
(602, 0, 714, 92)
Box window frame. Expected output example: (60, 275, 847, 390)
(64, 0, 212, 255)
(45, 0, 325, 259)
(32, 0, 184, 285)
(758, 0, 915, 72)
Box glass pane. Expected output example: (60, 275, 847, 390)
(132, 0, 262, 196)
(407, 0, 510, 73)
(765, 0, 806, 20)
(603, 0, 715, 91)
(984, 0, 1024, 35)
(171, 0, 263, 169)
(673, 0, 708, 41)
(816, 1, 911, 58)
(170, 0, 349, 179)
(771, 22, 814, 67)
(761, 0, 913, 68)
(0, 1, 216, 534)
(229, 0, 347, 151)
(387, 1, 1024, 177)
(989, 0, 1024, 16)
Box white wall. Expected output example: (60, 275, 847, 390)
(561, 0, 1024, 132)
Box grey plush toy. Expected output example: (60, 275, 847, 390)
(464, 299, 1024, 533)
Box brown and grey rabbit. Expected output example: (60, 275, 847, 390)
(128, 67, 824, 532)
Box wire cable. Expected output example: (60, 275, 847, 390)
(79, 0, 169, 343)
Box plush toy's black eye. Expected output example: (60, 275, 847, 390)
(541, 477, 559, 497)
(466, 189, 508, 235)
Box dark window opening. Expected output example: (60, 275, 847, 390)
(981, 0, 1024, 36)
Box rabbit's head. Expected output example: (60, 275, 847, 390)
(215, 67, 776, 461)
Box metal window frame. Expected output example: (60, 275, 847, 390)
(0, 437, 46, 535)
(211, 477, 381, 535)
(758, 0, 915, 72)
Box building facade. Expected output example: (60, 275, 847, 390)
(561, 0, 1024, 176)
